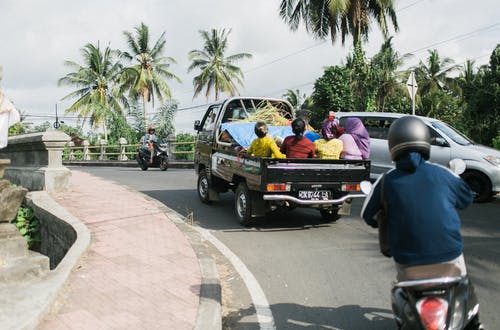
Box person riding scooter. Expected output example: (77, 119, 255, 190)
(361, 116, 482, 329)
(137, 125, 168, 171)
(141, 125, 158, 162)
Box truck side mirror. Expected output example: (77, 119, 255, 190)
(194, 120, 201, 131)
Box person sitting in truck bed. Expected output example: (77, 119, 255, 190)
(280, 118, 316, 158)
(314, 120, 343, 159)
(246, 121, 286, 158)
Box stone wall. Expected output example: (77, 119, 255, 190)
(0, 131, 71, 192)
(27, 194, 77, 269)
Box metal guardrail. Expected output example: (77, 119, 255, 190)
(64, 139, 195, 161)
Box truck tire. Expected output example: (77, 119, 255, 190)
(461, 171, 492, 203)
(235, 183, 253, 227)
(320, 208, 340, 223)
(197, 171, 211, 204)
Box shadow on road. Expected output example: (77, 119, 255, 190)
(224, 303, 395, 330)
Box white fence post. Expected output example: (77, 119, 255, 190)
(118, 138, 128, 161)
(98, 139, 107, 161)
(68, 141, 75, 161)
(82, 140, 90, 160)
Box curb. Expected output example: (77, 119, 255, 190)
(0, 191, 92, 330)
(134, 191, 222, 330)
(63, 160, 194, 169)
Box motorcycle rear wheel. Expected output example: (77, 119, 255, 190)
(160, 158, 168, 171)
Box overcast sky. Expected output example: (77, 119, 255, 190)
(0, 0, 498, 134)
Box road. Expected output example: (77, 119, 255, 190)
(77, 166, 500, 329)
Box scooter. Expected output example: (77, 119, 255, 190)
(359, 159, 483, 330)
(391, 275, 481, 330)
(136, 141, 169, 171)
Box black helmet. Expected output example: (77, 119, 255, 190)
(388, 116, 430, 161)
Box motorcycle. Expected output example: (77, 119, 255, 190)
(392, 274, 481, 330)
(136, 141, 169, 171)
(359, 159, 483, 330)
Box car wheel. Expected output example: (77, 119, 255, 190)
(461, 171, 492, 203)
(197, 170, 211, 204)
(235, 183, 253, 227)
(320, 208, 340, 223)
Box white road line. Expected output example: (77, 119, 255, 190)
(194, 227, 276, 330)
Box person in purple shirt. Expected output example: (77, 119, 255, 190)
(344, 117, 370, 160)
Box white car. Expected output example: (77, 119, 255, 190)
(336, 112, 500, 202)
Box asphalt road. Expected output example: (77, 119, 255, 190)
(77, 166, 500, 329)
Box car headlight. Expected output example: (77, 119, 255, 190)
(485, 155, 500, 167)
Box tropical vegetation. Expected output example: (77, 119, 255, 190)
(188, 28, 252, 101)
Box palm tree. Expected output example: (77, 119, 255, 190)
(188, 28, 252, 101)
(283, 89, 313, 109)
(414, 49, 460, 97)
(279, 0, 399, 48)
(59, 43, 125, 140)
(121, 22, 181, 120)
(370, 37, 411, 111)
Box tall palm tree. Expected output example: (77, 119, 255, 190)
(414, 49, 460, 97)
(283, 89, 313, 109)
(59, 43, 125, 140)
(370, 37, 411, 111)
(188, 28, 252, 101)
(279, 0, 399, 47)
(121, 22, 181, 120)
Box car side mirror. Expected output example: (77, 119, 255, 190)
(433, 137, 448, 147)
(194, 120, 201, 131)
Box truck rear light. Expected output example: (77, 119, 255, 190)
(266, 183, 290, 192)
(341, 183, 360, 192)
(416, 297, 448, 330)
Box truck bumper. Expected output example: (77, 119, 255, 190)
(262, 193, 367, 205)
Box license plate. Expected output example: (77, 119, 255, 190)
(298, 190, 331, 201)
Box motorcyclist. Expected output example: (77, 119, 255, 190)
(141, 125, 158, 163)
(361, 116, 474, 281)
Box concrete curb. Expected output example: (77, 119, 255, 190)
(63, 160, 194, 169)
(134, 191, 222, 330)
(0, 191, 91, 330)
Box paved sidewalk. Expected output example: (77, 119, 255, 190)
(40, 171, 202, 329)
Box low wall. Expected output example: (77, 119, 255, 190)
(0, 131, 71, 192)
(27, 193, 77, 270)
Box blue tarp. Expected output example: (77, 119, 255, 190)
(220, 122, 320, 148)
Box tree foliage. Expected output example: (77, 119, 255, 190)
(311, 66, 354, 128)
(188, 28, 252, 101)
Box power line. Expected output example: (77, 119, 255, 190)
(398, 0, 426, 12)
(409, 21, 500, 55)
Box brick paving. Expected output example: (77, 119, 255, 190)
(40, 171, 201, 330)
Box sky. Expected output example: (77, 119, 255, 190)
(0, 0, 499, 135)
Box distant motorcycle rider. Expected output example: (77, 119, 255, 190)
(361, 116, 474, 280)
(141, 125, 158, 162)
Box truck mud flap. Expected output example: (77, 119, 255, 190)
(251, 191, 266, 218)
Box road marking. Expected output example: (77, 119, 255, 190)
(194, 227, 276, 330)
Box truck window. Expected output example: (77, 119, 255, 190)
(202, 105, 220, 131)
(222, 100, 247, 122)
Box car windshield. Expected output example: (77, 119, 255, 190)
(431, 121, 473, 146)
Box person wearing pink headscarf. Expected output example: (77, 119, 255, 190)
(344, 117, 370, 160)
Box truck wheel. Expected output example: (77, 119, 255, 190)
(461, 171, 492, 203)
(197, 171, 211, 204)
(235, 183, 253, 227)
(320, 208, 340, 223)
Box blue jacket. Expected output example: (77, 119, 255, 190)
(361, 152, 473, 266)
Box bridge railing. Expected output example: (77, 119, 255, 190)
(64, 138, 195, 162)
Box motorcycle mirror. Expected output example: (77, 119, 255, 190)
(449, 158, 466, 175)
(360, 180, 372, 195)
